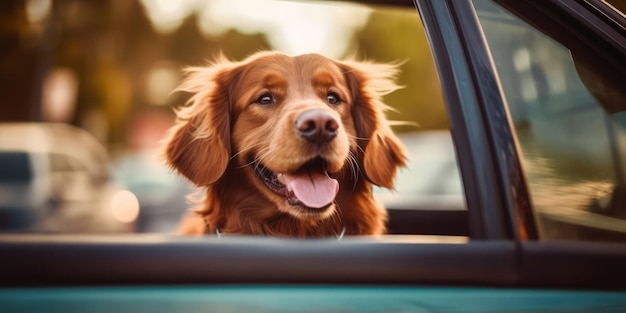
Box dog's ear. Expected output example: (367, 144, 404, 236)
(361, 122, 407, 189)
(163, 57, 240, 186)
(338, 60, 407, 189)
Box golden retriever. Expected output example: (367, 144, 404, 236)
(163, 51, 406, 237)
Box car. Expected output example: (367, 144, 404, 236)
(1, 0, 626, 311)
(0, 123, 135, 233)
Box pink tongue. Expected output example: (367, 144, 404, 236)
(282, 171, 339, 208)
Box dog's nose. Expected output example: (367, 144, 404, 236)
(295, 110, 339, 144)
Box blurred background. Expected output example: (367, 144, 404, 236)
(0, 0, 451, 234)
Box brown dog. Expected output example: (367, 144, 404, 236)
(163, 51, 406, 237)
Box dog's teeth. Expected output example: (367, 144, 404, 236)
(277, 173, 285, 184)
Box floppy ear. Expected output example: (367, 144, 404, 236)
(338, 60, 407, 189)
(163, 57, 240, 186)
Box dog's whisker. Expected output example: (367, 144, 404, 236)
(247, 149, 275, 170)
(230, 142, 266, 162)
(237, 146, 273, 169)
(336, 227, 346, 240)
(343, 152, 361, 191)
(330, 200, 344, 235)
(347, 134, 372, 141)
(257, 149, 274, 164)
(239, 159, 258, 169)
(354, 144, 366, 155)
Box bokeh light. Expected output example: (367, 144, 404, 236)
(110, 190, 140, 224)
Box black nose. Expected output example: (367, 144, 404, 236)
(295, 110, 339, 144)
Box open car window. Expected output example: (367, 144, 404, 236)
(0, 0, 466, 239)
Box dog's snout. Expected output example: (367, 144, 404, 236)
(295, 110, 339, 144)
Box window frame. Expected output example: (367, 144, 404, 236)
(416, 0, 536, 241)
(417, 0, 626, 288)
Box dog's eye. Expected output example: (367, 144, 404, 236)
(326, 92, 341, 105)
(256, 93, 275, 106)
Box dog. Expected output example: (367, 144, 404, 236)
(163, 51, 406, 237)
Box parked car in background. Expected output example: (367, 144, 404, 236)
(0, 123, 135, 233)
(1, 0, 626, 312)
(112, 149, 192, 233)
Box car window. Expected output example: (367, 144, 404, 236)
(0, 0, 465, 238)
(475, 0, 626, 242)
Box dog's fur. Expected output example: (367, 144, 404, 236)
(163, 51, 406, 237)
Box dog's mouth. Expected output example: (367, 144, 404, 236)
(254, 158, 339, 209)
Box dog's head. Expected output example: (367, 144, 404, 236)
(164, 52, 406, 222)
